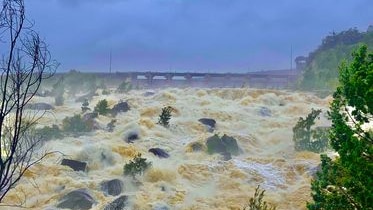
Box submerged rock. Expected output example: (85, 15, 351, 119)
(82, 112, 98, 121)
(104, 195, 129, 210)
(125, 131, 139, 143)
(148, 148, 169, 158)
(111, 101, 130, 116)
(152, 203, 170, 210)
(190, 142, 204, 152)
(100, 179, 124, 196)
(144, 91, 155, 97)
(57, 189, 96, 210)
(61, 159, 87, 172)
(198, 118, 216, 132)
(25, 103, 54, 110)
(259, 106, 272, 117)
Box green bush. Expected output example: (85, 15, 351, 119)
(35, 125, 63, 141)
(158, 106, 173, 127)
(292, 109, 330, 153)
(116, 80, 132, 93)
(62, 114, 92, 133)
(94, 99, 110, 115)
(123, 154, 152, 178)
(102, 89, 110, 95)
(244, 185, 277, 210)
(81, 98, 90, 113)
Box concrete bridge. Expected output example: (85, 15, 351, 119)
(98, 69, 300, 89)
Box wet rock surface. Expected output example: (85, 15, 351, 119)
(57, 189, 95, 210)
(198, 118, 216, 132)
(148, 148, 169, 158)
(61, 159, 87, 172)
(100, 179, 124, 196)
(104, 195, 129, 210)
(25, 103, 54, 110)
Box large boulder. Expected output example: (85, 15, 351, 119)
(198, 118, 216, 132)
(206, 134, 240, 157)
(148, 148, 169, 158)
(221, 134, 240, 155)
(111, 101, 130, 116)
(25, 103, 54, 110)
(104, 195, 129, 210)
(100, 179, 124, 196)
(61, 159, 87, 172)
(57, 189, 96, 210)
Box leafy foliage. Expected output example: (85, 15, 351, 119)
(292, 109, 330, 153)
(81, 98, 90, 113)
(35, 125, 63, 141)
(299, 27, 373, 90)
(94, 99, 110, 115)
(62, 114, 92, 133)
(123, 154, 152, 178)
(244, 185, 276, 210)
(307, 45, 373, 210)
(158, 106, 173, 127)
(117, 80, 132, 93)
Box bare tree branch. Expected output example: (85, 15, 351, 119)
(0, 0, 58, 203)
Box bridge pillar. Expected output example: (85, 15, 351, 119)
(165, 74, 173, 86)
(145, 73, 154, 87)
(184, 74, 192, 84)
(204, 74, 211, 85)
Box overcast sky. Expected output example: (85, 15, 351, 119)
(25, 0, 373, 73)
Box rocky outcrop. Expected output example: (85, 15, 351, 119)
(206, 134, 240, 157)
(61, 159, 87, 172)
(148, 148, 169, 158)
(111, 101, 130, 116)
(57, 189, 96, 210)
(198, 118, 216, 132)
(25, 103, 54, 110)
(100, 179, 124, 196)
(104, 195, 129, 210)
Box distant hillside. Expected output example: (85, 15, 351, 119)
(299, 26, 373, 90)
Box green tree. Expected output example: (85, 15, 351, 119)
(123, 154, 152, 179)
(307, 45, 373, 210)
(243, 185, 276, 210)
(292, 109, 330, 153)
(94, 99, 110, 115)
(158, 106, 173, 127)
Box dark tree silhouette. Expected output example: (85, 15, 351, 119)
(0, 0, 57, 202)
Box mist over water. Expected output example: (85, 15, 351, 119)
(1, 88, 331, 210)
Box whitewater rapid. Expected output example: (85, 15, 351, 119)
(1, 88, 331, 210)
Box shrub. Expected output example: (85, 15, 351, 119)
(244, 185, 277, 210)
(292, 109, 330, 153)
(102, 89, 110, 95)
(123, 154, 152, 178)
(116, 80, 132, 93)
(94, 99, 110, 115)
(35, 125, 63, 141)
(81, 98, 90, 113)
(158, 106, 173, 127)
(62, 114, 92, 133)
